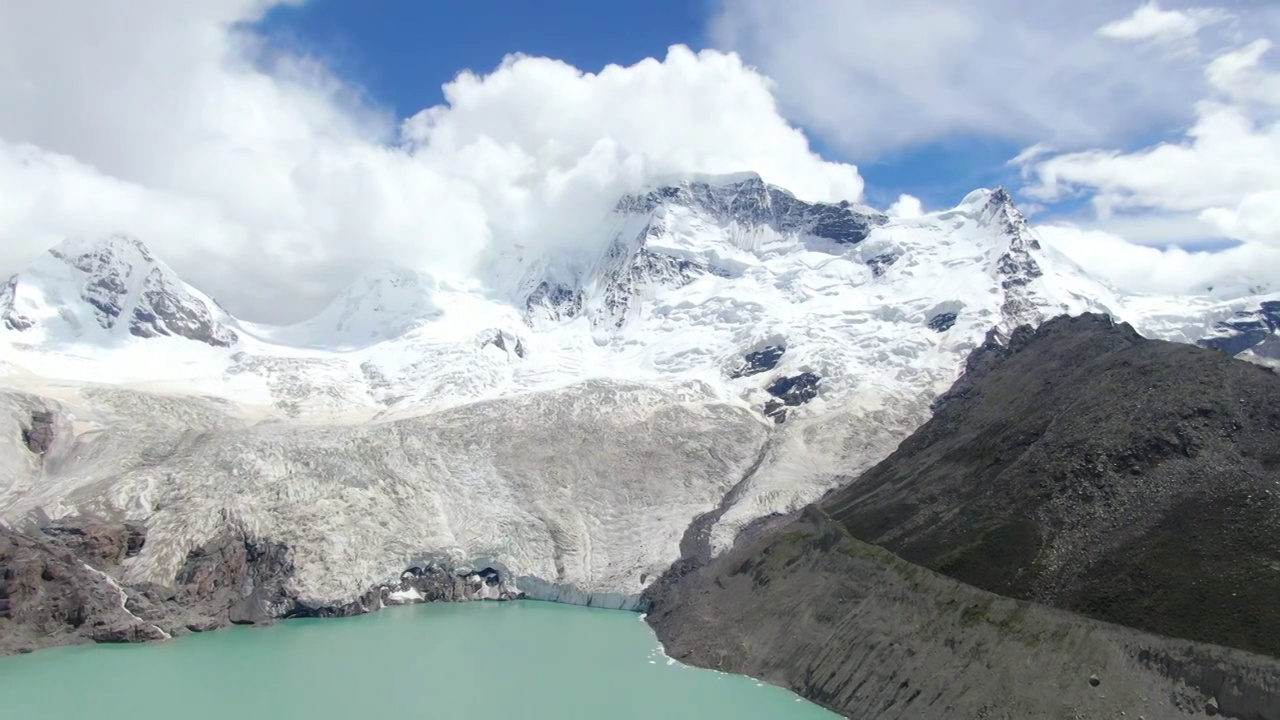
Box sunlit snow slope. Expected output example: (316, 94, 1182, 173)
(1, 175, 1275, 610)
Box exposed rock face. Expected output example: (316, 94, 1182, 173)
(646, 312, 1280, 718)
(5, 235, 239, 347)
(980, 188, 1049, 327)
(128, 266, 238, 347)
(41, 520, 145, 566)
(525, 280, 584, 324)
(926, 311, 957, 332)
(0, 516, 527, 655)
(763, 371, 820, 423)
(0, 277, 32, 331)
(481, 329, 526, 359)
(728, 346, 785, 379)
(645, 506, 1280, 720)
(590, 238, 722, 332)
(865, 252, 897, 277)
(19, 410, 56, 455)
(0, 522, 168, 654)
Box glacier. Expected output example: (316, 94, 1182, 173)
(1, 175, 1276, 621)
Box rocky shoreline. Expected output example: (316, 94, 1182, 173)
(643, 505, 1280, 720)
(0, 517, 542, 657)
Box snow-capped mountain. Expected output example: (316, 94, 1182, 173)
(2, 175, 1276, 620)
(1, 235, 237, 347)
(247, 265, 443, 349)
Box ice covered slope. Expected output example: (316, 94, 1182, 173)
(245, 265, 444, 350)
(1, 235, 238, 348)
(1199, 299, 1280, 368)
(1, 178, 1263, 422)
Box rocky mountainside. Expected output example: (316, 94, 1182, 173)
(825, 313, 1280, 657)
(645, 313, 1280, 718)
(645, 506, 1280, 720)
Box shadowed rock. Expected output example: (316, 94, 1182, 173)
(729, 346, 785, 379)
(19, 410, 55, 455)
(826, 313, 1280, 658)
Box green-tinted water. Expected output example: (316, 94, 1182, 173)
(0, 601, 836, 719)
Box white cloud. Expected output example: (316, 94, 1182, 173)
(1021, 39, 1280, 251)
(1020, 21, 1280, 291)
(886, 194, 924, 218)
(710, 0, 1275, 157)
(1200, 189, 1280, 244)
(1098, 1, 1226, 43)
(1036, 223, 1278, 296)
(0, 2, 863, 323)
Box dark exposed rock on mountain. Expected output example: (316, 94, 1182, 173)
(0, 278, 32, 331)
(866, 252, 897, 277)
(927, 311, 957, 332)
(646, 313, 1280, 719)
(19, 410, 56, 455)
(763, 371, 820, 423)
(482, 329, 526, 359)
(0, 522, 168, 654)
(525, 176, 887, 329)
(729, 345, 785, 379)
(128, 267, 238, 346)
(525, 281, 584, 323)
(2, 235, 239, 347)
(984, 189, 1048, 326)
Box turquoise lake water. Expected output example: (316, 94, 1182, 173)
(0, 600, 837, 719)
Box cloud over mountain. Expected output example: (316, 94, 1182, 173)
(0, 1, 862, 323)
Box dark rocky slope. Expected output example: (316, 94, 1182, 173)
(647, 507, 1280, 719)
(825, 313, 1280, 657)
(646, 313, 1280, 719)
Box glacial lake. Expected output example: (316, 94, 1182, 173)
(0, 600, 837, 719)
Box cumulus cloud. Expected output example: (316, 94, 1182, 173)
(1016, 14, 1280, 291)
(1021, 37, 1280, 263)
(0, 1, 862, 323)
(886, 194, 924, 218)
(1098, 1, 1227, 43)
(1036, 224, 1278, 297)
(710, 0, 1277, 157)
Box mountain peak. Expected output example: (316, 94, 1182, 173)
(50, 233, 153, 262)
(282, 264, 442, 348)
(646, 170, 764, 190)
(616, 174, 886, 246)
(1, 234, 238, 347)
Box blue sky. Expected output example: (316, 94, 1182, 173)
(255, 0, 1023, 210)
